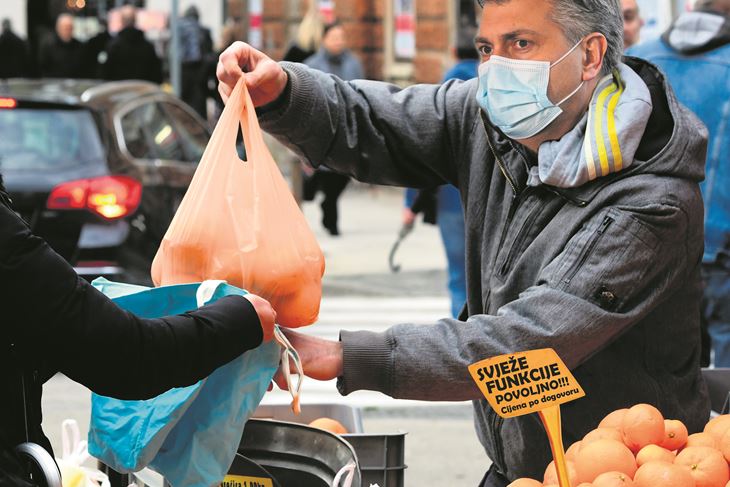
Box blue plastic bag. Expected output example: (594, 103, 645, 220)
(88, 279, 280, 487)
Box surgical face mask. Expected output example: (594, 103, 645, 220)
(476, 40, 584, 140)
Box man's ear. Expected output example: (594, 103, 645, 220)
(582, 33, 608, 81)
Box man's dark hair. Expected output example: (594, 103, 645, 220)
(477, 0, 623, 74)
(2, 18, 12, 33)
(323, 20, 342, 37)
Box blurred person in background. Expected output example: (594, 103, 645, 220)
(220, 2, 246, 54)
(104, 5, 162, 84)
(81, 18, 111, 79)
(39, 14, 83, 78)
(177, 6, 213, 117)
(283, 0, 324, 63)
(402, 30, 478, 318)
(281, 0, 325, 203)
(302, 21, 364, 236)
(622, 0, 645, 48)
(629, 0, 730, 367)
(0, 19, 30, 79)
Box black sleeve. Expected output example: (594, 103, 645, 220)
(0, 200, 263, 400)
(410, 188, 438, 225)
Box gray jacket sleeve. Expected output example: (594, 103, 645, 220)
(258, 62, 477, 189)
(338, 201, 698, 401)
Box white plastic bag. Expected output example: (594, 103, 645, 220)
(55, 419, 110, 487)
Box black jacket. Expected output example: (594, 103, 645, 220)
(38, 34, 83, 79)
(104, 27, 162, 84)
(0, 178, 263, 483)
(0, 30, 30, 79)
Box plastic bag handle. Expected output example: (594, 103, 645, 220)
(219, 77, 268, 161)
(237, 78, 268, 158)
(332, 462, 357, 487)
(195, 280, 228, 308)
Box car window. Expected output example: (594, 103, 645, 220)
(120, 105, 154, 159)
(0, 108, 104, 171)
(162, 102, 209, 163)
(120, 102, 185, 161)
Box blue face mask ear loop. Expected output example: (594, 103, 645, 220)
(550, 39, 586, 106)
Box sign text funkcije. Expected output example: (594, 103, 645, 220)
(469, 348, 585, 418)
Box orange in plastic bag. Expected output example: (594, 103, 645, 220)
(151, 78, 325, 327)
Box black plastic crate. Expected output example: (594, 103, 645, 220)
(342, 433, 406, 487)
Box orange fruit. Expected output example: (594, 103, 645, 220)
(308, 417, 348, 434)
(574, 439, 637, 483)
(506, 479, 542, 487)
(636, 444, 676, 466)
(593, 471, 635, 487)
(705, 415, 730, 441)
(621, 403, 665, 452)
(675, 446, 729, 487)
(634, 461, 696, 487)
(600, 409, 629, 430)
(687, 432, 719, 449)
(543, 459, 578, 485)
(566, 441, 583, 462)
(584, 428, 624, 445)
(662, 419, 689, 451)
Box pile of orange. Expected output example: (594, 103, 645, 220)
(508, 404, 730, 487)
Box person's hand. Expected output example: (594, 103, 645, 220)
(243, 294, 276, 342)
(216, 41, 288, 106)
(402, 208, 417, 226)
(273, 328, 343, 389)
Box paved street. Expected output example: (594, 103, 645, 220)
(42, 184, 490, 486)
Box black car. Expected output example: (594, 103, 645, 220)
(0, 79, 210, 284)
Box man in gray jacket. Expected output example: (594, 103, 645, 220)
(218, 0, 709, 484)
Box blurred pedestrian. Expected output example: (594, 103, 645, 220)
(0, 19, 30, 79)
(220, 6, 245, 53)
(629, 0, 730, 367)
(281, 0, 325, 204)
(177, 6, 213, 117)
(622, 0, 644, 49)
(401, 33, 477, 318)
(302, 21, 364, 236)
(81, 18, 111, 79)
(39, 14, 83, 78)
(283, 0, 323, 63)
(104, 5, 162, 84)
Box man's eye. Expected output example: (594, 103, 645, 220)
(478, 45, 492, 56)
(515, 40, 530, 49)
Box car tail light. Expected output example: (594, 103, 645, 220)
(0, 98, 17, 109)
(47, 176, 142, 220)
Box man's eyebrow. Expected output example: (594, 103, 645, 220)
(474, 29, 542, 44)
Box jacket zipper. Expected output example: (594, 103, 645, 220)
(562, 215, 614, 285)
(0, 189, 12, 208)
(490, 410, 507, 474)
(498, 195, 542, 277)
(482, 112, 519, 197)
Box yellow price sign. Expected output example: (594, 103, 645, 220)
(220, 475, 274, 487)
(469, 348, 585, 487)
(469, 348, 584, 417)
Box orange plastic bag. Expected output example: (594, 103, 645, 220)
(151, 78, 324, 327)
